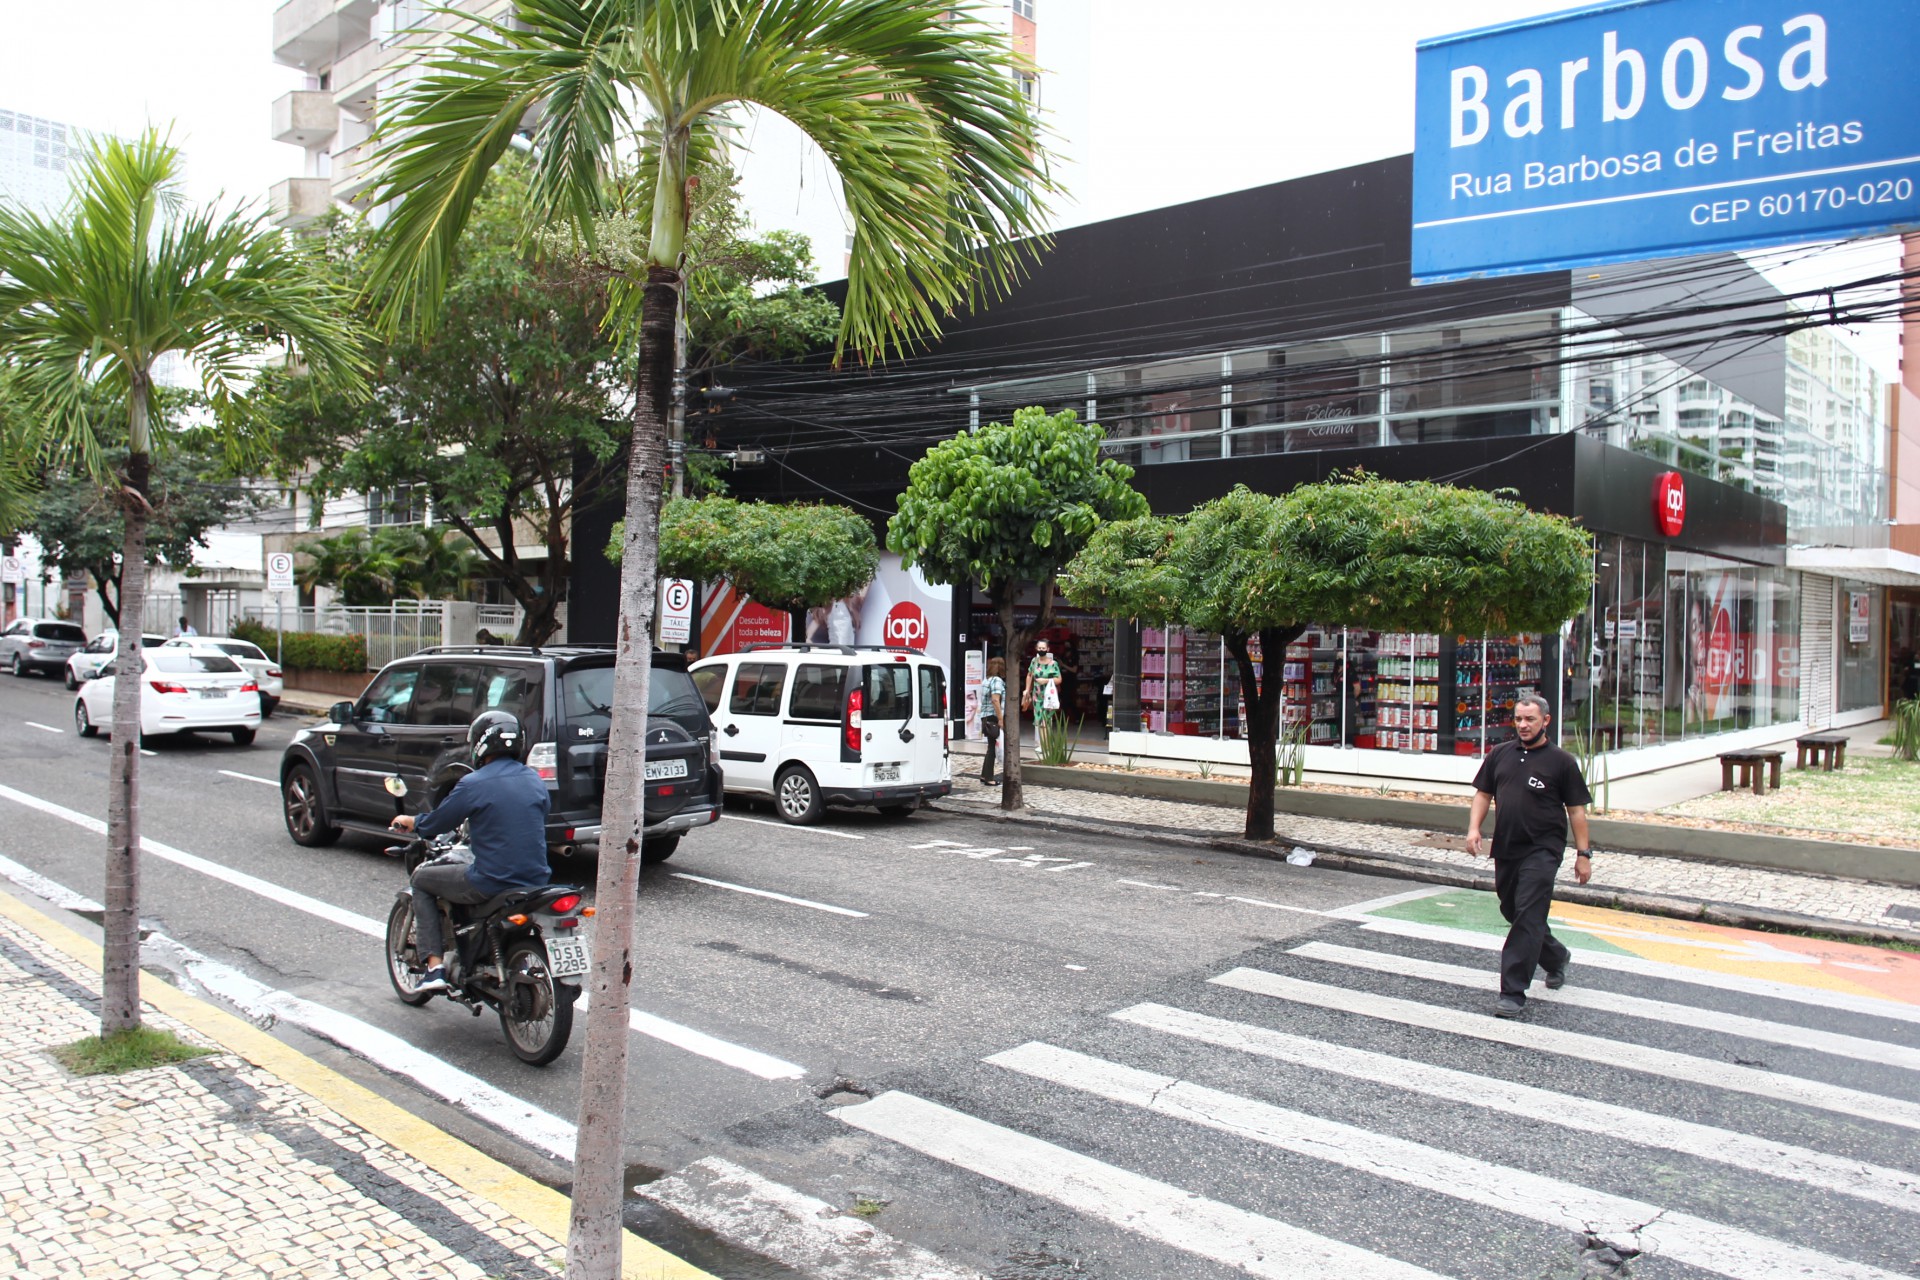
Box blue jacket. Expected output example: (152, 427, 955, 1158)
(416, 756, 552, 895)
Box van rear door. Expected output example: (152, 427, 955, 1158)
(913, 660, 951, 785)
(856, 658, 913, 785)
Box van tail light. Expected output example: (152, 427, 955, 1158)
(527, 741, 558, 784)
(844, 687, 863, 757)
(150, 681, 189, 694)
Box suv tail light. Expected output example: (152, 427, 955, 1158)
(527, 741, 558, 784)
(844, 687, 862, 758)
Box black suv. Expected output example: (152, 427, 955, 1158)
(279, 646, 721, 864)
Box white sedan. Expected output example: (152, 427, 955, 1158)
(73, 648, 264, 746)
(161, 635, 285, 715)
(66, 630, 165, 689)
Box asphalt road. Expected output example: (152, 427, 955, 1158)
(2, 669, 1916, 1280)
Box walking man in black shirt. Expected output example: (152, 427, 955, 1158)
(1466, 693, 1592, 1018)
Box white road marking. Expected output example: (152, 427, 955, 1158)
(991, 1042, 1909, 1280)
(625, 1009, 806, 1080)
(1047, 861, 1093, 873)
(1292, 941, 1920, 1073)
(24, 721, 60, 734)
(142, 933, 578, 1160)
(1228, 895, 1336, 917)
(1118, 1002, 1920, 1216)
(1330, 885, 1453, 917)
(1064, 964, 1088, 972)
(1115, 879, 1183, 891)
(1356, 915, 1920, 1026)
(836, 1091, 1446, 1280)
(724, 813, 864, 839)
(0, 852, 101, 912)
(0, 781, 384, 939)
(1214, 967, 1920, 1132)
(671, 872, 868, 918)
(140, 749, 157, 757)
(641, 1157, 987, 1280)
(217, 769, 278, 787)
(0, 784, 806, 1081)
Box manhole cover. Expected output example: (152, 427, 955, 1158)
(1883, 903, 1920, 924)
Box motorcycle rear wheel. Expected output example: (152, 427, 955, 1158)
(385, 897, 436, 1007)
(499, 937, 574, 1066)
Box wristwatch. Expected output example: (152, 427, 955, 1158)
(1575, 849, 1592, 859)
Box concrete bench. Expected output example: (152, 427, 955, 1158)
(1718, 750, 1784, 796)
(1794, 734, 1848, 772)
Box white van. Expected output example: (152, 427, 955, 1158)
(689, 645, 952, 824)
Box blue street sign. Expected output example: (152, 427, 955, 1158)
(1412, 0, 1920, 282)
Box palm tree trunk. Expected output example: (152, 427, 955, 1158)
(102, 394, 153, 1035)
(567, 264, 676, 1280)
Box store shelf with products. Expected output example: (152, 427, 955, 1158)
(1451, 634, 1545, 754)
(1277, 629, 1341, 744)
(1372, 632, 1444, 753)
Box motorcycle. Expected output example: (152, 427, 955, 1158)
(382, 810, 591, 1067)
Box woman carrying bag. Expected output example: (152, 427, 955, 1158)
(978, 657, 1006, 784)
(1023, 640, 1063, 752)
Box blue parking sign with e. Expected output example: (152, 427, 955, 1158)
(1412, 0, 1920, 281)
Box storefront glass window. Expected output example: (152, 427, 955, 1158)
(1837, 581, 1884, 713)
(1228, 337, 1382, 455)
(1096, 357, 1224, 466)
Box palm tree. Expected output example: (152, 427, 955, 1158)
(0, 132, 363, 1036)
(366, 3, 1055, 1272)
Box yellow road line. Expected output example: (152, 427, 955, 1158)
(0, 888, 714, 1280)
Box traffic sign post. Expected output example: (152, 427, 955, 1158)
(265, 552, 296, 667)
(660, 578, 694, 646)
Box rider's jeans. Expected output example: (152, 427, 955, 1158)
(410, 861, 490, 962)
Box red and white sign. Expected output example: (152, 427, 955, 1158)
(883, 600, 928, 650)
(1653, 471, 1686, 538)
(659, 578, 694, 645)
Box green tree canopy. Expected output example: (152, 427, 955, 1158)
(890, 406, 1147, 808)
(1065, 477, 1594, 839)
(27, 437, 267, 627)
(294, 525, 483, 607)
(636, 496, 877, 616)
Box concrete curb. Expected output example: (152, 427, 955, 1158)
(935, 796, 1920, 949)
(0, 887, 715, 1280)
(1021, 763, 1920, 889)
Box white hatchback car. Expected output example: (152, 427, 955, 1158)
(73, 648, 264, 746)
(689, 645, 951, 824)
(161, 635, 285, 715)
(66, 630, 166, 689)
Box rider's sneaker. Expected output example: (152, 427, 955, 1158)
(415, 965, 449, 994)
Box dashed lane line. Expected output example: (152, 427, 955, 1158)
(671, 872, 869, 919)
(218, 769, 279, 787)
(722, 813, 865, 840)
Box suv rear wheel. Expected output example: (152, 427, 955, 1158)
(641, 836, 679, 865)
(283, 763, 342, 847)
(774, 765, 822, 825)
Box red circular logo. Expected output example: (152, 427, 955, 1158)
(883, 601, 928, 650)
(1653, 471, 1686, 537)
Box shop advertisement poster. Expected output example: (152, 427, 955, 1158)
(802, 552, 953, 658)
(700, 579, 792, 656)
(963, 649, 984, 738)
(1684, 572, 1738, 722)
(1849, 591, 1872, 644)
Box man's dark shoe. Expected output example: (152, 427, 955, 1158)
(1543, 963, 1568, 990)
(1492, 995, 1526, 1018)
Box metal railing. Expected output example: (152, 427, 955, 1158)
(241, 600, 525, 670)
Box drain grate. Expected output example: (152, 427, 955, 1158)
(1883, 903, 1920, 924)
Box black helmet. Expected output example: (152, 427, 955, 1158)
(467, 710, 524, 765)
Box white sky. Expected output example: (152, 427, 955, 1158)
(0, 0, 1901, 378)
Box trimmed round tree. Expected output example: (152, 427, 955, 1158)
(889, 405, 1148, 810)
(1065, 476, 1593, 840)
(645, 495, 879, 622)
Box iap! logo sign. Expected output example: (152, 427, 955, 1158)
(883, 600, 928, 650)
(1653, 471, 1687, 538)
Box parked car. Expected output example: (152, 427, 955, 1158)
(2, 618, 87, 678)
(278, 645, 722, 864)
(162, 635, 284, 715)
(72, 648, 263, 745)
(66, 630, 166, 689)
(688, 644, 951, 824)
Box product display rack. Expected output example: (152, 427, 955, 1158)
(1452, 634, 1544, 753)
(1277, 629, 1341, 744)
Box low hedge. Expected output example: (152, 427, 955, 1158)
(231, 619, 368, 673)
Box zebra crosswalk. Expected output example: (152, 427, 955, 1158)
(645, 912, 1920, 1279)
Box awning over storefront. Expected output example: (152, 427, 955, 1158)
(1787, 546, 1920, 588)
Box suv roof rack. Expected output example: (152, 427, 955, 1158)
(409, 643, 620, 657)
(740, 643, 924, 656)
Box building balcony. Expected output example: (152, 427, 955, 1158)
(272, 0, 377, 71)
(331, 37, 390, 114)
(271, 90, 337, 147)
(269, 177, 333, 229)
(331, 143, 379, 203)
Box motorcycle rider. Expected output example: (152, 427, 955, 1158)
(390, 709, 551, 993)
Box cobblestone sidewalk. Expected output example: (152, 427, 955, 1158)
(0, 904, 574, 1280)
(945, 772, 1920, 937)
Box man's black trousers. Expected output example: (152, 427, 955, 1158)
(1494, 849, 1571, 1001)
